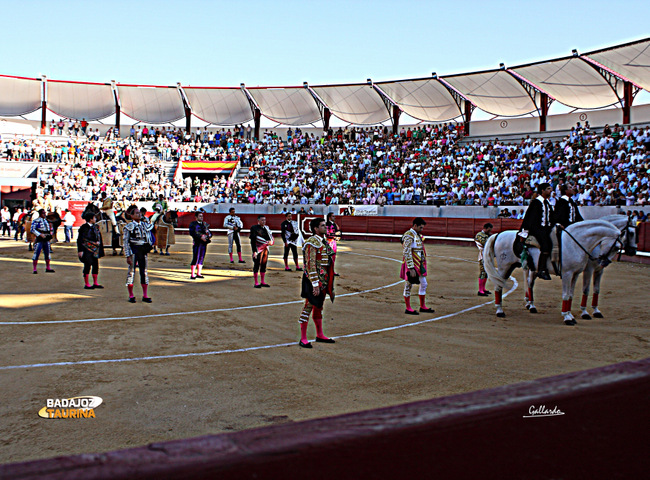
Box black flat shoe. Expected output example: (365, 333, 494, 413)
(196, 275, 205, 279)
(45, 269, 55, 273)
(316, 337, 335, 343)
(189, 276, 196, 280)
(142, 297, 152, 303)
(299, 341, 312, 348)
(93, 284, 104, 289)
(484, 290, 491, 294)
(405, 309, 419, 315)
(260, 283, 270, 288)
(32, 271, 37, 274)
(254, 284, 262, 288)
(128, 297, 136, 303)
(84, 285, 94, 289)
(477, 292, 489, 297)
(238, 260, 246, 263)
(419, 307, 435, 313)
(295, 267, 303, 271)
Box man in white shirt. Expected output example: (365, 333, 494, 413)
(1, 206, 10, 237)
(63, 209, 76, 242)
(224, 207, 245, 263)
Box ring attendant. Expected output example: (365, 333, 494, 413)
(77, 211, 105, 289)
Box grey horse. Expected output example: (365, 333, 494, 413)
(483, 219, 622, 325)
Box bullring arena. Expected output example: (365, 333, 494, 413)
(2, 28, 650, 477)
(0, 220, 648, 472)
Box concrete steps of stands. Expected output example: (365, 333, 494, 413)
(140, 143, 177, 182)
(235, 167, 249, 183)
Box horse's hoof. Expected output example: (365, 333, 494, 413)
(165, 253, 170, 256)
(525, 304, 531, 310)
(496, 312, 506, 318)
(529, 308, 537, 314)
(593, 312, 604, 319)
(581, 313, 592, 320)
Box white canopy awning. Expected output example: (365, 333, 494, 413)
(48, 81, 115, 120)
(443, 70, 538, 117)
(0, 76, 42, 116)
(512, 57, 621, 109)
(117, 85, 185, 124)
(312, 84, 390, 125)
(377, 79, 462, 122)
(184, 87, 253, 126)
(586, 39, 650, 91)
(248, 87, 321, 126)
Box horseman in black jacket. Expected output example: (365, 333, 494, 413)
(555, 183, 583, 228)
(521, 183, 555, 280)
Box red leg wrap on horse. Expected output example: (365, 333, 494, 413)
(495, 291, 502, 305)
(528, 288, 534, 302)
(581, 295, 588, 308)
(562, 300, 569, 313)
(592, 293, 599, 307)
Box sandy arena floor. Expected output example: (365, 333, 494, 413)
(0, 234, 648, 464)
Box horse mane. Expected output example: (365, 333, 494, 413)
(566, 219, 620, 237)
(599, 214, 630, 229)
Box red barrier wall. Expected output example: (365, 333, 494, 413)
(639, 222, 650, 251)
(175, 213, 650, 254)
(176, 214, 523, 239)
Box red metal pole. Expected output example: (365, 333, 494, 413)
(254, 108, 261, 140)
(623, 81, 633, 125)
(464, 101, 472, 136)
(539, 93, 549, 132)
(392, 105, 401, 135)
(324, 108, 331, 132)
(40, 77, 47, 134)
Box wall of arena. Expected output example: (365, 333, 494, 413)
(40, 199, 650, 251)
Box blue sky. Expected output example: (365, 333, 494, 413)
(2, 0, 648, 88)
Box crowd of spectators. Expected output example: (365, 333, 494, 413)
(1, 119, 649, 208)
(233, 121, 650, 208)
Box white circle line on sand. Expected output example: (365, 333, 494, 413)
(0, 249, 518, 370)
(0, 279, 518, 371)
(0, 251, 471, 326)
(0, 251, 402, 326)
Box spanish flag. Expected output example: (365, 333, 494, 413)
(181, 161, 238, 173)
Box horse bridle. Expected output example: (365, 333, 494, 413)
(560, 223, 627, 267)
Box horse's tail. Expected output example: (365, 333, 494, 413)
(483, 233, 507, 291)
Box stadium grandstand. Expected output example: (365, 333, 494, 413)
(2, 35, 650, 480)
(1, 38, 650, 214)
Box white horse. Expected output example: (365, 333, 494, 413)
(483, 220, 622, 325)
(579, 214, 637, 319)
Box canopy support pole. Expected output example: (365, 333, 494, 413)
(464, 101, 472, 136)
(392, 105, 401, 135)
(369, 80, 401, 135)
(254, 108, 261, 140)
(437, 77, 473, 136)
(40, 76, 47, 134)
(623, 81, 633, 125)
(111, 81, 120, 137)
(540, 93, 549, 132)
